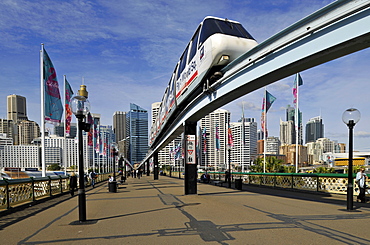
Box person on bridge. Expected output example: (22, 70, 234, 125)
(356, 168, 368, 203)
(89, 170, 97, 188)
(69, 173, 78, 197)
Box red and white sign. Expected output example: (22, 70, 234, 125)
(186, 135, 196, 164)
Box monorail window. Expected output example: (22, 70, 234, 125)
(177, 47, 188, 79)
(188, 28, 200, 63)
(199, 18, 255, 46)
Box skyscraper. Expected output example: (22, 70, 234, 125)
(113, 111, 126, 143)
(200, 108, 230, 170)
(127, 103, 148, 165)
(305, 116, 324, 143)
(286, 105, 302, 145)
(280, 119, 295, 145)
(7, 94, 28, 122)
(230, 118, 257, 170)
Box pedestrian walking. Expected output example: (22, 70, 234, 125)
(89, 170, 97, 188)
(69, 173, 78, 197)
(356, 168, 368, 203)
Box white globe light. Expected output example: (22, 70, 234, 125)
(71, 95, 91, 117)
(342, 108, 361, 125)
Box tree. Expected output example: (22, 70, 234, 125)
(47, 163, 61, 171)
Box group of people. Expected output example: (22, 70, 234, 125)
(68, 170, 98, 197)
(127, 169, 143, 179)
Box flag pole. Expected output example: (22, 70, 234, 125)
(40, 44, 46, 177)
(241, 102, 245, 173)
(263, 87, 266, 173)
(295, 74, 299, 173)
(64, 75, 67, 175)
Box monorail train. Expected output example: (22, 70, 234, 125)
(150, 16, 258, 146)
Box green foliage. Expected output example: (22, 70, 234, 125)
(47, 163, 61, 171)
(251, 156, 287, 173)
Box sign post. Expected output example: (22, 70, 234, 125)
(184, 121, 197, 195)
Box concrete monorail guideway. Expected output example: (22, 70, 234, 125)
(142, 1, 370, 191)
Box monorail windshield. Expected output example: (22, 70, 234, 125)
(199, 18, 255, 46)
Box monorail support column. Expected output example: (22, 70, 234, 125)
(146, 160, 150, 176)
(153, 152, 159, 180)
(184, 121, 197, 195)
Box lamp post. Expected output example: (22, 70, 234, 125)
(342, 108, 361, 211)
(111, 143, 118, 181)
(71, 94, 91, 222)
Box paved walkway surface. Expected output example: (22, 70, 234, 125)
(1, 175, 370, 245)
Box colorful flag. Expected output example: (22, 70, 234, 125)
(227, 123, 234, 148)
(43, 48, 63, 124)
(215, 124, 220, 151)
(293, 73, 303, 107)
(87, 113, 94, 146)
(261, 90, 276, 137)
(202, 127, 207, 153)
(65, 79, 74, 136)
(175, 143, 181, 160)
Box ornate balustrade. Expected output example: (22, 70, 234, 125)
(0, 172, 112, 210)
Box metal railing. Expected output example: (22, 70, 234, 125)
(0, 172, 112, 210)
(165, 170, 368, 196)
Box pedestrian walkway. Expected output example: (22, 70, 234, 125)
(1, 175, 370, 244)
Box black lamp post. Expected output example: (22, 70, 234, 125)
(342, 108, 360, 211)
(71, 94, 91, 222)
(111, 143, 118, 181)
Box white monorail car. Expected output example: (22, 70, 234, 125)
(150, 16, 258, 147)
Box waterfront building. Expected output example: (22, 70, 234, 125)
(0, 145, 39, 169)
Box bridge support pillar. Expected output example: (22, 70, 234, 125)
(184, 121, 197, 195)
(153, 152, 159, 180)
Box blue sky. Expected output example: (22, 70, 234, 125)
(1, 0, 370, 151)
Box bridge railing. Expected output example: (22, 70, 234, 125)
(165, 170, 368, 196)
(0, 172, 112, 211)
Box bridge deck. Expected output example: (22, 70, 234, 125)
(1, 175, 370, 244)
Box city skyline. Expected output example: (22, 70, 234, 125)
(1, 0, 370, 151)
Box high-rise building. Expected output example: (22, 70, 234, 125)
(230, 118, 257, 171)
(126, 103, 148, 165)
(280, 119, 295, 145)
(200, 108, 230, 170)
(305, 116, 324, 144)
(18, 120, 40, 145)
(265, 136, 281, 155)
(113, 111, 127, 143)
(54, 123, 77, 138)
(285, 105, 302, 144)
(0, 119, 17, 144)
(7, 94, 28, 122)
(151, 102, 161, 125)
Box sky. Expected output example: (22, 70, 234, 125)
(1, 0, 370, 151)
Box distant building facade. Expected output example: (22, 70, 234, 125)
(305, 116, 324, 144)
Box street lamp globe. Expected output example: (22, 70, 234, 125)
(342, 108, 361, 126)
(71, 95, 91, 118)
